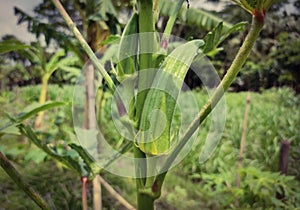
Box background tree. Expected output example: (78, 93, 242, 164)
(0, 35, 33, 90)
(0, 37, 81, 128)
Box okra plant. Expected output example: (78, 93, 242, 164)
(52, 0, 275, 209)
(0, 0, 275, 209)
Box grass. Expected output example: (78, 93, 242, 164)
(0, 85, 299, 209)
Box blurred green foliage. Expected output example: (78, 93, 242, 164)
(0, 85, 299, 209)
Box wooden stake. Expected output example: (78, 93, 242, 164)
(236, 92, 251, 206)
(99, 176, 136, 210)
(276, 140, 290, 200)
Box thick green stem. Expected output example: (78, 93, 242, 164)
(51, 0, 115, 92)
(137, 193, 155, 210)
(134, 1, 158, 209)
(136, 0, 155, 121)
(0, 151, 51, 210)
(155, 15, 264, 189)
(138, 0, 155, 63)
(134, 146, 147, 186)
(134, 146, 150, 209)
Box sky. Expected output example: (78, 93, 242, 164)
(0, 0, 41, 42)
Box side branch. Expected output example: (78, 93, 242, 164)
(155, 15, 264, 190)
(51, 0, 116, 92)
(0, 151, 51, 210)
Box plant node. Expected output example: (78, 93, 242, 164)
(253, 9, 265, 23)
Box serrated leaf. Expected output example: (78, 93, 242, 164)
(204, 22, 224, 54)
(69, 143, 101, 176)
(218, 21, 247, 46)
(18, 124, 83, 176)
(202, 21, 247, 56)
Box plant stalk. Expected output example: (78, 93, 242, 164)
(155, 14, 264, 190)
(136, 0, 156, 121)
(133, 146, 150, 209)
(137, 193, 155, 210)
(52, 1, 107, 209)
(0, 151, 51, 210)
(135, 1, 162, 209)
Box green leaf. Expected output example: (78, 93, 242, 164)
(57, 66, 80, 76)
(16, 101, 67, 122)
(202, 22, 223, 54)
(69, 143, 101, 177)
(18, 124, 83, 175)
(45, 49, 65, 75)
(100, 35, 120, 45)
(137, 40, 204, 155)
(0, 124, 20, 135)
(0, 101, 67, 133)
(0, 39, 33, 54)
(87, 0, 117, 22)
(99, 44, 119, 65)
(162, 0, 185, 38)
(217, 21, 247, 46)
(24, 148, 48, 164)
(117, 12, 139, 77)
(202, 21, 247, 56)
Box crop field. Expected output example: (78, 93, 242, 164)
(1, 85, 299, 209)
